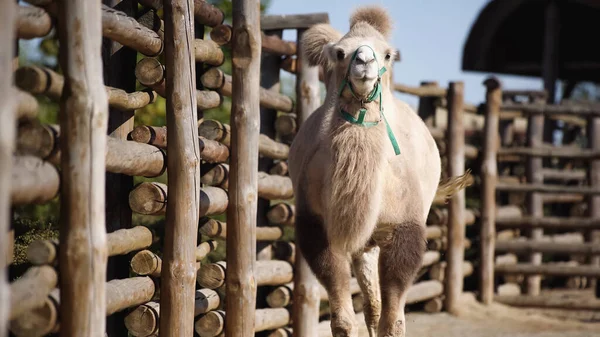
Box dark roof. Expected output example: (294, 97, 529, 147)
(461, 0, 600, 82)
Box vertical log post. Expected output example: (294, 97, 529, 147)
(56, 0, 109, 335)
(102, 1, 138, 336)
(417, 81, 439, 128)
(0, 1, 16, 336)
(525, 104, 545, 296)
(159, 1, 201, 336)
(587, 116, 600, 296)
(479, 78, 501, 304)
(225, 1, 261, 336)
(292, 28, 322, 336)
(444, 81, 465, 314)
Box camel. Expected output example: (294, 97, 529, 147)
(287, 6, 471, 337)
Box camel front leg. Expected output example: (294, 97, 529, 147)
(352, 241, 381, 337)
(296, 210, 358, 337)
(375, 222, 425, 337)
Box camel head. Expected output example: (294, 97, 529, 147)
(302, 6, 396, 101)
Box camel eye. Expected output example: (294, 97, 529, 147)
(336, 49, 346, 61)
(385, 53, 392, 61)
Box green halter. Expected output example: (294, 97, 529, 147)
(337, 45, 401, 156)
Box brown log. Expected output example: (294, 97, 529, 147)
(495, 263, 600, 277)
(199, 137, 230, 163)
(494, 294, 600, 310)
(129, 182, 228, 217)
(270, 161, 289, 176)
(275, 113, 298, 138)
(10, 155, 60, 205)
(159, 3, 201, 336)
(542, 193, 584, 203)
(266, 203, 295, 226)
(199, 218, 282, 241)
(480, 77, 501, 304)
(195, 308, 290, 337)
(425, 226, 443, 240)
(16, 4, 52, 39)
(423, 297, 444, 313)
(496, 205, 523, 220)
(426, 208, 476, 226)
(10, 277, 156, 336)
(197, 260, 293, 290)
(495, 241, 600, 255)
(200, 68, 294, 112)
(261, 32, 296, 55)
(16, 88, 39, 121)
(209, 24, 232, 46)
(9, 266, 57, 320)
(394, 83, 446, 97)
(273, 241, 296, 264)
(134, 57, 222, 109)
(501, 101, 600, 117)
(269, 327, 292, 337)
(125, 289, 219, 337)
(27, 226, 155, 265)
(137, 0, 223, 27)
(422, 251, 441, 268)
(15, 121, 59, 162)
(266, 285, 293, 308)
(196, 240, 218, 261)
(444, 81, 466, 314)
(497, 182, 600, 195)
(406, 280, 444, 304)
(130, 250, 162, 277)
(541, 168, 587, 181)
(201, 163, 229, 188)
(495, 216, 600, 230)
(194, 39, 224, 66)
(429, 261, 474, 282)
(259, 134, 290, 160)
(100, 4, 163, 56)
(498, 146, 600, 159)
(258, 172, 294, 200)
(15, 65, 156, 111)
(497, 283, 521, 296)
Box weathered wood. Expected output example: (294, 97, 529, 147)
(27, 226, 155, 265)
(101, 4, 163, 56)
(394, 82, 446, 98)
(16, 4, 52, 39)
(269, 327, 293, 337)
(194, 39, 225, 66)
(258, 134, 290, 160)
(422, 251, 441, 268)
(498, 146, 600, 159)
(501, 101, 600, 117)
(201, 68, 294, 112)
(541, 168, 587, 181)
(134, 57, 222, 108)
(270, 161, 289, 176)
(258, 171, 294, 199)
(199, 137, 230, 163)
(195, 308, 290, 337)
(406, 280, 444, 304)
(16, 88, 39, 121)
(15, 65, 156, 111)
(137, 0, 224, 27)
(125, 289, 220, 337)
(10, 277, 155, 335)
(497, 283, 521, 296)
(496, 264, 600, 277)
(587, 113, 600, 295)
(209, 24, 232, 46)
(266, 285, 293, 308)
(9, 266, 57, 320)
(197, 260, 293, 289)
(275, 113, 297, 137)
(426, 208, 476, 226)
(129, 182, 227, 216)
(159, 1, 200, 336)
(497, 182, 600, 195)
(261, 32, 296, 55)
(444, 81, 466, 314)
(429, 261, 474, 282)
(201, 163, 229, 188)
(196, 240, 218, 261)
(130, 250, 162, 277)
(260, 13, 329, 30)
(198, 218, 282, 241)
(56, 1, 109, 335)
(494, 294, 600, 310)
(273, 241, 296, 264)
(10, 155, 60, 206)
(495, 241, 600, 255)
(480, 77, 501, 305)
(424, 297, 444, 313)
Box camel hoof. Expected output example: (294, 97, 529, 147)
(378, 320, 405, 337)
(331, 316, 357, 337)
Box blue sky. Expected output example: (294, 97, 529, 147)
(266, 0, 545, 108)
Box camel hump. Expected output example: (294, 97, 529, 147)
(433, 169, 474, 204)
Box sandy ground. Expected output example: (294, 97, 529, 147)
(318, 292, 600, 337)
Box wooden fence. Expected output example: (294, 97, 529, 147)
(5, 1, 491, 337)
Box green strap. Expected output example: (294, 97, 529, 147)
(336, 45, 400, 156)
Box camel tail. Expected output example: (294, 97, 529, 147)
(433, 169, 474, 204)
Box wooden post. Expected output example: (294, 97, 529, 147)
(159, 0, 200, 336)
(479, 77, 501, 304)
(525, 103, 545, 296)
(293, 27, 322, 337)
(56, 0, 109, 335)
(102, 1, 138, 336)
(0, 1, 16, 336)
(444, 81, 465, 314)
(225, 1, 261, 336)
(587, 115, 600, 296)
(417, 81, 439, 128)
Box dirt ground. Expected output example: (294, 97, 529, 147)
(318, 292, 600, 337)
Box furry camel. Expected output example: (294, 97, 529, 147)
(288, 6, 471, 337)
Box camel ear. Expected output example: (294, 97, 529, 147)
(300, 23, 342, 68)
(350, 6, 393, 38)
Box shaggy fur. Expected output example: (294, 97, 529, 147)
(289, 6, 471, 337)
